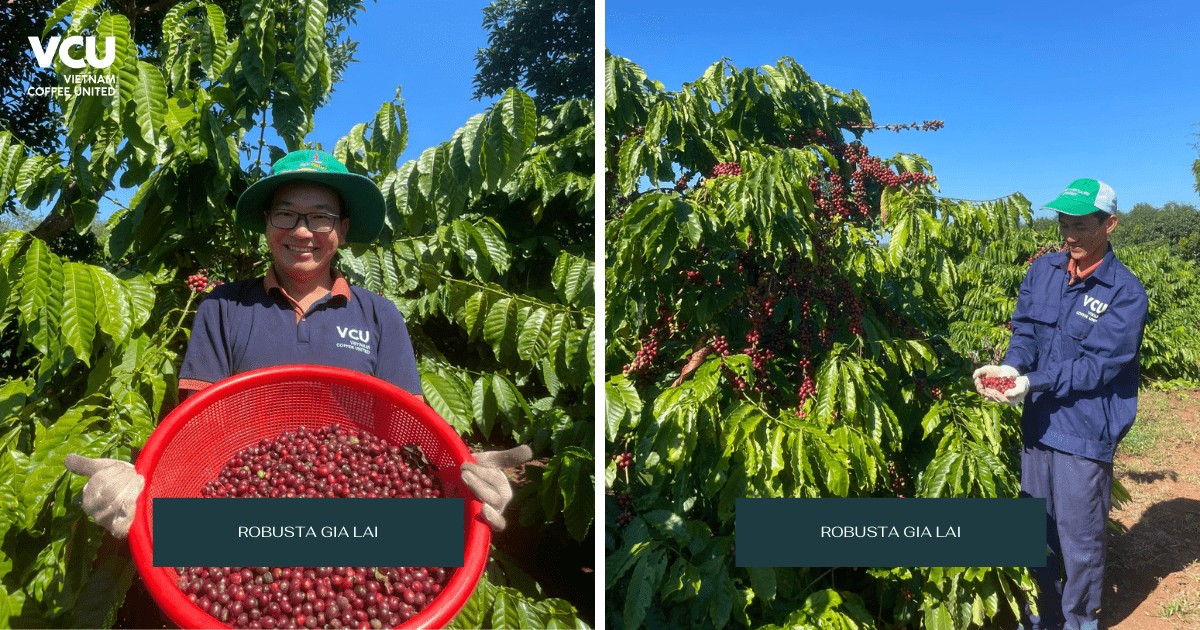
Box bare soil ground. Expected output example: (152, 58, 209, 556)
(1102, 388, 1200, 628)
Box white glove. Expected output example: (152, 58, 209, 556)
(460, 445, 533, 531)
(64, 454, 144, 539)
(1002, 376, 1030, 406)
(972, 364, 1019, 403)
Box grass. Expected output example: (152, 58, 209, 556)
(1118, 391, 1171, 457)
(1118, 389, 1199, 459)
(1156, 567, 1200, 620)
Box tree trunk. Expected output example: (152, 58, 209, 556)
(29, 208, 74, 243)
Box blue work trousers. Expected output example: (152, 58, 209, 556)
(1020, 444, 1112, 630)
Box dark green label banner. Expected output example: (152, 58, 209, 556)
(153, 498, 464, 567)
(736, 498, 1046, 567)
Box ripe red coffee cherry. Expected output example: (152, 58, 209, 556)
(176, 425, 454, 628)
(980, 376, 1017, 393)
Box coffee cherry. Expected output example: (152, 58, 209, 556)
(186, 273, 209, 293)
(176, 425, 453, 627)
(980, 376, 1016, 393)
(710, 162, 743, 178)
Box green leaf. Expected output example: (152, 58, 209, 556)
(449, 113, 486, 196)
(128, 62, 167, 156)
(490, 374, 526, 421)
(551, 446, 593, 541)
(239, 3, 276, 100)
(44, 0, 80, 38)
(815, 351, 841, 424)
(370, 101, 407, 174)
(517, 306, 551, 362)
(551, 252, 594, 308)
(708, 567, 735, 628)
(0, 134, 29, 199)
(471, 374, 497, 438)
(271, 78, 309, 151)
(819, 446, 850, 497)
(625, 548, 668, 630)
(117, 271, 155, 330)
(604, 374, 642, 441)
(203, 4, 229, 73)
(69, 552, 135, 628)
(0, 380, 31, 427)
(461, 291, 488, 341)
(839, 360, 858, 424)
(446, 577, 492, 629)
(23, 404, 105, 528)
(419, 369, 472, 433)
(60, 262, 99, 365)
(480, 89, 537, 190)
(746, 567, 777, 603)
(294, 0, 329, 91)
(489, 587, 523, 630)
(17, 238, 64, 356)
(472, 218, 511, 276)
(482, 297, 518, 363)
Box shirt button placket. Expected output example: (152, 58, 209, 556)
(297, 310, 311, 344)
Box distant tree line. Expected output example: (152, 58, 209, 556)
(1031, 200, 1200, 263)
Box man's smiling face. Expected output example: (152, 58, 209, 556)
(265, 181, 349, 284)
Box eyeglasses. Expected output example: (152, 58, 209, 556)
(269, 210, 341, 233)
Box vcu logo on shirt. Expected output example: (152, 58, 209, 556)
(1076, 294, 1109, 323)
(335, 327, 372, 355)
(337, 326, 370, 343)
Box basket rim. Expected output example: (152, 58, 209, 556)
(128, 364, 491, 629)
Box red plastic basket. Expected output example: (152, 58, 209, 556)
(129, 365, 491, 629)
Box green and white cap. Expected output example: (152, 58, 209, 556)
(1042, 178, 1117, 216)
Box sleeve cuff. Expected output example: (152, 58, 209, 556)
(1025, 371, 1053, 393)
(178, 378, 213, 393)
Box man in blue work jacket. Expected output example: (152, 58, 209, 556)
(974, 178, 1148, 630)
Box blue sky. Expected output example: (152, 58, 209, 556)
(95, 1, 496, 219)
(308, 1, 497, 164)
(606, 0, 1200, 217)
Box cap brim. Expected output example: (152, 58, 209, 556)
(236, 171, 386, 243)
(1043, 197, 1109, 216)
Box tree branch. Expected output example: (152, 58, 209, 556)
(29, 180, 79, 243)
(29, 209, 74, 243)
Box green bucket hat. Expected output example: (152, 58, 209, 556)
(236, 149, 385, 243)
(1042, 178, 1117, 217)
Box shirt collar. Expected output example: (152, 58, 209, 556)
(264, 266, 352, 301)
(1065, 245, 1115, 286)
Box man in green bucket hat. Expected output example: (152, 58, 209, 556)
(974, 178, 1148, 629)
(234, 148, 387, 245)
(66, 150, 530, 543)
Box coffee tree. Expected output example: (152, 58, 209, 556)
(604, 53, 1034, 628)
(946, 214, 1200, 385)
(0, 1, 591, 627)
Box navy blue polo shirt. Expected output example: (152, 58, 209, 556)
(179, 269, 423, 396)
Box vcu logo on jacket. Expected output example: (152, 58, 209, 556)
(1078, 294, 1109, 323)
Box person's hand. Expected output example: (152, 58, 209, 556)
(973, 364, 1019, 403)
(460, 445, 533, 531)
(1001, 375, 1030, 406)
(64, 454, 144, 538)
